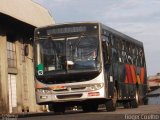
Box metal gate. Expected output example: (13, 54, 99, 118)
(148, 96, 160, 105)
(8, 74, 17, 113)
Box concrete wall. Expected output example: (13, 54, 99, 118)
(0, 28, 9, 114)
(15, 38, 37, 113)
(0, 19, 41, 114)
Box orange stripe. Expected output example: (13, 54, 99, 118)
(140, 67, 145, 84)
(124, 75, 128, 83)
(137, 75, 141, 84)
(36, 84, 44, 89)
(49, 85, 66, 90)
(125, 64, 132, 84)
(130, 65, 137, 84)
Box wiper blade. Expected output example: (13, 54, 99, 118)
(73, 34, 85, 50)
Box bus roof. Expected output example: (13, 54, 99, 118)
(100, 23, 143, 47)
(35, 22, 143, 47)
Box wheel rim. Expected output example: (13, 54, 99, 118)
(113, 87, 118, 105)
(135, 90, 139, 104)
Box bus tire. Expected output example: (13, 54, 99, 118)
(82, 103, 98, 112)
(123, 102, 130, 109)
(143, 97, 148, 105)
(48, 104, 54, 111)
(53, 104, 65, 114)
(105, 99, 116, 111)
(105, 87, 117, 112)
(130, 90, 139, 108)
(130, 99, 138, 108)
(90, 104, 98, 112)
(82, 104, 90, 112)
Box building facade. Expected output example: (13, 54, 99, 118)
(148, 73, 160, 90)
(147, 73, 160, 105)
(0, 0, 54, 114)
(147, 88, 160, 105)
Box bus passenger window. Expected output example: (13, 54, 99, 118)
(117, 39, 122, 63)
(132, 45, 137, 65)
(110, 35, 114, 47)
(122, 41, 125, 51)
(118, 51, 122, 62)
(114, 38, 118, 49)
(137, 48, 141, 67)
(121, 40, 127, 63)
(139, 48, 144, 67)
(102, 36, 111, 64)
(128, 55, 133, 64)
(109, 35, 118, 63)
(127, 44, 133, 64)
(111, 47, 118, 63)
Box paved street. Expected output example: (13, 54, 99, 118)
(4, 105, 159, 120)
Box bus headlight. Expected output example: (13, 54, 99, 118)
(87, 83, 104, 91)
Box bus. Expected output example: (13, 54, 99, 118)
(34, 22, 148, 113)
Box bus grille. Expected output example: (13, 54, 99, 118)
(71, 87, 86, 91)
(53, 89, 68, 92)
(56, 94, 82, 99)
(53, 86, 86, 92)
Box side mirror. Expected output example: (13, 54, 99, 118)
(24, 45, 29, 56)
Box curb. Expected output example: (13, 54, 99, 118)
(18, 112, 55, 118)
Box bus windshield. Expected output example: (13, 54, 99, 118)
(35, 34, 100, 79)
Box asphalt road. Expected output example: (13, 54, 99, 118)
(2, 105, 160, 120)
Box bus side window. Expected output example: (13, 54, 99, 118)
(142, 49, 145, 67)
(139, 48, 144, 67)
(111, 46, 118, 63)
(137, 47, 141, 67)
(132, 44, 136, 65)
(102, 36, 111, 65)
(128, 43, 133, 64)
(110, 35, 118, 63)
(110, 35, 114, 47)
(117, 38, 122, 63)
(121, 40, 127, 63)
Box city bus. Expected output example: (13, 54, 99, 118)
(34, 22, 148, 113)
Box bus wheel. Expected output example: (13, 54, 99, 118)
(123, 102, 130, 109)
(90, 104, 98, 112)
(82, 104, 90, 112)
(48, 104, 54, 111)
(53, 104, 65, 114)
(143, 97, 148, 105)
(105, 87, 117, 112)
(130, 90, 139, 108)
(82, 103, 98, 112)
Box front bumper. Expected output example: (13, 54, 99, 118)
(36, 88, 106, 104)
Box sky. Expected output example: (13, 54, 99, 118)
(34, 0, 160, 76)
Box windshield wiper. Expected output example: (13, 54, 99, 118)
(72, 34, 85, 51)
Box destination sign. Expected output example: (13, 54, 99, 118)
(47, 26, 87, 35)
